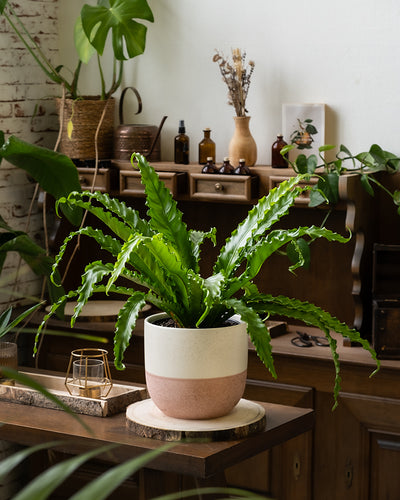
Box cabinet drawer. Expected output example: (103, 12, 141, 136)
(269, 175, 318, 205)
(119, 170, 187, 197)
(77, 167, 110, 192)
(190, 173, 258, 202)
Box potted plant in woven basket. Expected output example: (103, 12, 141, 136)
(0, 0, 154, 160)
(37, 154, 380, 419)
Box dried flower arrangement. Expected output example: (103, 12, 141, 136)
(213, 48, 255, 117)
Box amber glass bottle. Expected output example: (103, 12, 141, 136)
(174, 120, 189, 164)
(218, 157, 235, 174)
(198, 128, 216, 164)
(234, 158, 250, 175)
(202, 157, 218, 173)
(271, 134, 288, 168)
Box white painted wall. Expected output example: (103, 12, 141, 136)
(60, 0, 400, 165)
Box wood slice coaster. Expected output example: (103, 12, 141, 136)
(45, 300, 151, 322)
(126, 398, 266, 441)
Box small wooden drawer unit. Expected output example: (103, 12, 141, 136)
(190, 173, 258, 202)
(119, 170, 187, 197)
(77, 167, 111, 192)
(269, 175, 318, 206)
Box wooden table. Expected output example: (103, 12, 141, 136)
(0, 397, 314, 498)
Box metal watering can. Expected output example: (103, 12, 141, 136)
(113, 87, 167, 162)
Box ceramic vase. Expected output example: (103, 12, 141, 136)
(144, 313, 248, 420)
(228, 116, 257, 167)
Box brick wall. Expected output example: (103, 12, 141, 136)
(0, 0, 60, 310)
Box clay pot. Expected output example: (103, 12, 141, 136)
(144, 313, 248, 420)
(228, 116, 257, 167)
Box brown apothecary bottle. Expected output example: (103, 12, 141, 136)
(234, 158, 251, 175)
(202, 157, 218, 173)
(218, 157, 235, 174)
(174, 120, 190, 164)
(271, 134, 288, 168)
(198, 128, 216, 164)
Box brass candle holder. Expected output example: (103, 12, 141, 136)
(65, 348, 112, 399)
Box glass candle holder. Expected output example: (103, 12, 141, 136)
(73, 358, 104, 398)
(65, 348, 112, 399)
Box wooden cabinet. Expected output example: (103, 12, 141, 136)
(243, 327, 400, 500)
(38, 161, 400, 499)
(28, 318, 400, 500)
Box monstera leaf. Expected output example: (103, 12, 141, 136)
(77, 0, 154, 63)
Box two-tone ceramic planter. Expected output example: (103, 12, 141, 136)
(144, 313, 248, 419)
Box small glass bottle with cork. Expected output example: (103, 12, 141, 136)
(218, 157, 235, 174)
(202, 157, 218, 173)
(198, 128, 216, 164)
(234, 158, 250, 175)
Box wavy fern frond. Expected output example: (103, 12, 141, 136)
(189, 227, 217, 263)
(134, 154, 196, 270)
(244, 292, 380, 407)
(225, 298, 276, 379)
(215, 175, 310, 277)
(72, 261, 114, 326)
(51, 227, 122, 284)
(113, 292, 147, 369)
(57, 190, 153, 240)
(243, 226, 350, 283)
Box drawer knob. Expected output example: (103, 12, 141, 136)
(214, 182, 224, 192)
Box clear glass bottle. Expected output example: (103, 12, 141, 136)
(174, 120, 190, 164)
(271, 134, 288, 168)
(198, 128, 216, 164)
(218, 157, 235, 174)
(202, 157, 218, 173)
(234, 158, 250, 175)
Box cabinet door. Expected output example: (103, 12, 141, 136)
(225, 380, 313, 500)
(340, 393, 400, 500)
(313, 392, 400, 500)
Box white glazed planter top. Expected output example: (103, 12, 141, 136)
(145, 313, 248, 379)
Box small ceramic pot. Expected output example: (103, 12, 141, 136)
(144, 313, 248, 419)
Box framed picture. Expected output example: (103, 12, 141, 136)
(282, 103, 326, 161)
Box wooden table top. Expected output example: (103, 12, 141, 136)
(0, 398, 314, 478)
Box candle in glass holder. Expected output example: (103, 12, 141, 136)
(72, 358, 104, 399)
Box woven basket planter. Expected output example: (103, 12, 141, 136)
(56, 97, 115, 160)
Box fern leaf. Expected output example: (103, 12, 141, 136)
(245, 293, 380, 407)
(72, 262, 114, 326)
(215, 175, 310, 276)
(58, 191, 153, 241)
(113, 292, 147, 370)
(51, 227, 122, 284)
(225, 298, 276, 379)
(133, 154, 196, 270)
(189, 227, 217, 266)
(244, 226, 350, 282)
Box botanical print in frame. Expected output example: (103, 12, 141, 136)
(282, 103, 326, 161)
